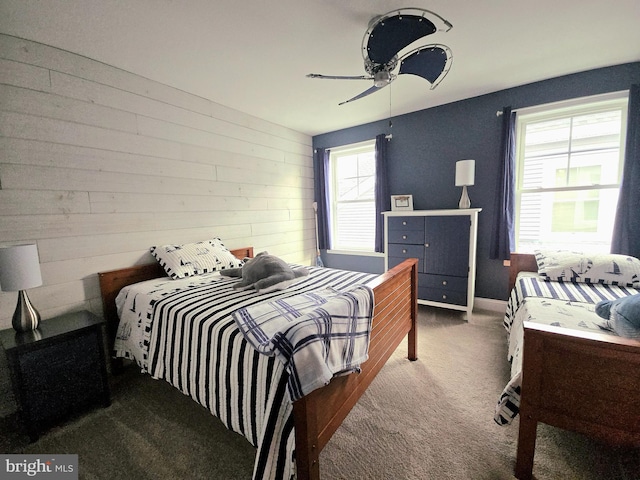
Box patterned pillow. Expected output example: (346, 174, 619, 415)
(150, 238, 243, 279)
(534, 250, 640, 287)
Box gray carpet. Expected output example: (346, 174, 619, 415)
(2, 306, 639, 479)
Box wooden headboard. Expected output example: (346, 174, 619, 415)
(98, 246, 253, 365)
(508, 253, 538, 292)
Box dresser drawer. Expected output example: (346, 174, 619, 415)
(388, 243, 424, 260)
(418, 287, 467, 306)
(388, 216, 424, 231)
(387, 255, 424, 272)
(419, 273, 467, 293)
(388, 229, 424, 244)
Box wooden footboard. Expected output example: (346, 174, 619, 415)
(293, 257, 418, 480)
(98, 250, 418, 479)
(509, 253, 640, 480)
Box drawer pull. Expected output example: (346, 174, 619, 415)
(402, 235, 407, 240)
(402, 249, 407, 254)
(402, 221, 407, 225)
(442, 294, 447, 300)
(442, 280, 447, 286)
(425, 243, 430, 247)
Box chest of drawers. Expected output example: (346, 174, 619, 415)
(384, 209, 480, 317)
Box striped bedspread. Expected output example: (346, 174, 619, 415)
(113, 266, 376, 480)
(495, 272, 640, 426)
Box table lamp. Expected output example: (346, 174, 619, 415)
(455, 160, 475, 209)
(0, 244, 43, 332)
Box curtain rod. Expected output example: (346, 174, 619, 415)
(314, 134, 392, 152)
(496, 90, 629, 117)
(495, 108, 520, 117)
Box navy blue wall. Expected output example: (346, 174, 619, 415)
(313, 62, 640, 301)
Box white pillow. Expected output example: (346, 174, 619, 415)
(150, 238, 243, 279)
(535, 250, 640, 287)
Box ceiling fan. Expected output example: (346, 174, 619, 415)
(307, 8, 453, 105)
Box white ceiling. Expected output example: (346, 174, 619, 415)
(1, 0, 639, 137)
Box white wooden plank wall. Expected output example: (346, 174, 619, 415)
(0, 34, 316, 329)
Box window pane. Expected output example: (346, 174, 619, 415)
(571, 110, 622, 153)
(334, 201, 375, 250)
(551, 188, 599, 232)
(567, 150, 619, 185)
(524, 118, 570, 158)
(358, 154, 375, 176)
(521, 154, 567, 189)
(518, 188, 620, 253)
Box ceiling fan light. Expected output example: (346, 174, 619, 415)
(374, 71, 390, 87)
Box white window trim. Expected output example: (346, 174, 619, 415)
(328, 139, 377, 253)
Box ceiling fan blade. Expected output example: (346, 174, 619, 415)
(364, 8, 451, 65)
(307, 73, 373, 81)
(338, 83, 388, 105)
(398, 45, 453, 88)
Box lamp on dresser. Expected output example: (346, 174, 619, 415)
(455, 159, 475, 209)
(0, 243, 43, 332)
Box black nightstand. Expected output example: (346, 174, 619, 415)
(0, 310, 111, 441)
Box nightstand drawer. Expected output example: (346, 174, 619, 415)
(388, 216, 424, 231)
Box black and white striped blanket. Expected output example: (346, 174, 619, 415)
(233, 285, 374, 401)
(114, 266, 377, 480)
(495, 272, 640, 426)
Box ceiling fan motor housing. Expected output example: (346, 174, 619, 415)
(308, 7, 453, 104)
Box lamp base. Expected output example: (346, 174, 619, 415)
(458, 185, 471, 209)
(12, 290, 41, 332)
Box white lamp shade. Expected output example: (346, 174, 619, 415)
(455, 160, 475, 186)
(0, 244, 43, 291)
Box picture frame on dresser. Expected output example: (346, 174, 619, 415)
(383, 208, 481, 318)
(390, 195, 414, 211)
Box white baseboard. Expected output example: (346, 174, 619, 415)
(474, 297, 507, 313)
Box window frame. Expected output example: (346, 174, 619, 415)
(514, 91, 628, 253)
(327, 139, 378, 254)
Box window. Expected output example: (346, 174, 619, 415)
(515, 93, 628, 253)
(328, 140, 376, 252)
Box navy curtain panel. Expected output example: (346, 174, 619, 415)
(611, 84, 640, 258)
(490, 106, 516, 261)
(314, 148, 331, 250)
(374, 134, 390, 253)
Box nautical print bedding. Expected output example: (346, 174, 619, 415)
(495, 273, 640, 426)
(113, 265, 377, 480)
(503, 272, 639, 333)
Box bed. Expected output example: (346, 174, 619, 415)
(98, 245, 418, 480)
(496, 252, 640, 480)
